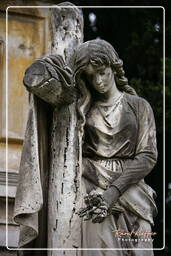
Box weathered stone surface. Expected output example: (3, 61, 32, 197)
(47, 3, 83, 252)
(23, 56, 75, 106)
(14, 2, 83, 254)
(50, 2, 83, 66)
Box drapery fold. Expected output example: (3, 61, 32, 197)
(14, 95, 44, 247)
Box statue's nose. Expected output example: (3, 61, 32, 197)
(95, 74, 102, 84)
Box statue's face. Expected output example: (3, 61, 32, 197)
(84, 64, 115, 94)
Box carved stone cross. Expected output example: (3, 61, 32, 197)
(14, 2, 84, 254)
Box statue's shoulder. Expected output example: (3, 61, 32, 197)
(124, 92, 153, 115)
(124, 92, 151, 108)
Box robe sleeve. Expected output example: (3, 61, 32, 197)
(23, 55, 75, 106)
(111, 98, 157, 194)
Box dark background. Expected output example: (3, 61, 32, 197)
(58, 0, 170, 254)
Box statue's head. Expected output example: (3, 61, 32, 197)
(74, 39, 119, 73)
(74, 39, 135, 94)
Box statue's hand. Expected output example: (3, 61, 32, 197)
(77, 190, 109, 223)
(78, 188, 122, 223)
(103, 186, 120, 209)
(91, 201, 109, 223)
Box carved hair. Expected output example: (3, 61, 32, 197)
(74, 39, 137, 135)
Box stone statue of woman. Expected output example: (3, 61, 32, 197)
(74, 39, 158, 255)
(14, 38, 157, 255)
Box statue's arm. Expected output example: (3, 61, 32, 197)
(23, 55, 76, 106)
(103, 98, 157, 207)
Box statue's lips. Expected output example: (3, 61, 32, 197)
(96, 84, 105, 93)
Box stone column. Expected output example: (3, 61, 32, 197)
(47, 2, 83, 254)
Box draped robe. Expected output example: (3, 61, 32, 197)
(81, 92, 157, 255)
